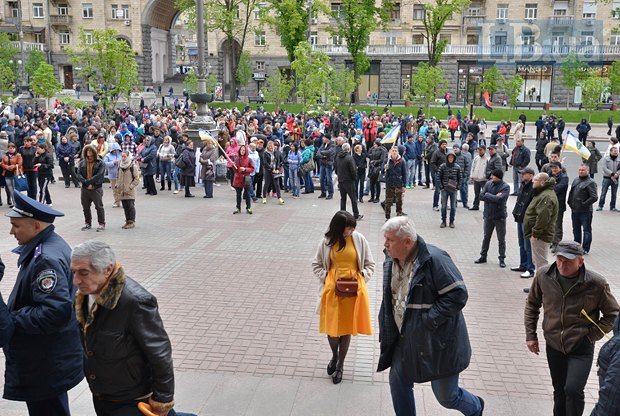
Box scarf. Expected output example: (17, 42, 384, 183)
(86, 159, 95, 179)
(119, 154, 134, 170)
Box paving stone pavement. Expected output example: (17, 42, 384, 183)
(0, 161, 617, 415)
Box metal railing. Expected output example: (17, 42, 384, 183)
(549, 15, 574, 25)
(49, 14, 72, 25)
(10, 41, 45, 52)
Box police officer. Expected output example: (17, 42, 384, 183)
(1, 191, 84, 415)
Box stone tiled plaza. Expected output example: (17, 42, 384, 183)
(0, 133, 619, 415)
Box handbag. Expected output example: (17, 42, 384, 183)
(301, 157, 315, 174)
(139, 161, 148, 169)
(334, 266, 358, 298)
(175, 155, 187, 170)
(446, 178, 458, 192)
(272, 168, 284, 179)
(14, 168, 28, 192)
(243, 175, 252, 187)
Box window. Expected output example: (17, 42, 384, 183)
(467, 34, 479, 45)
(552, 32, 565, 45)
(412, 34, 424, 45)
(254, 3, 265, 19)
(331, 3, 344, 19)
(59, 32, 70, 45)
(332, 34, 342, 46)
(524, 4, 537, 20)
(34, 33, 44, 44)
(33, 3, 44, 18)
(111, 4, 129, 19)
(413, 5, 425, 20)
(496, 4, 508, 20)
(494, 32, 507, 45)
(57, 4, 68, 15)
(580, 31, 594, 45)
(612, 35, 620, 45)
(390, 3, 400, 23)
(309, 31, 318, 46)
(8, 2, 19, 17)
(553, 0, 568, 15)
(254, 31, 266, 46)
(385, 36, 397, 46)
(439, 34, 451, 45)
(256, 61, 265, 71)
(582, 1, 597, 19)
(467, 4, 481, 16)
(85, 31, 93, 44)
(613, 0, 620, 18)
(82, 3, 93, 18)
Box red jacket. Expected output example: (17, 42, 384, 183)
(232, 153, 255, 188)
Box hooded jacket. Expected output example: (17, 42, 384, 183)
(139, 141, 157, 176)
(335, 149, 357, 183)
(76, 145, 105, 188)
(103, 142, 123, 180)
(523, 177, 558, 242)
(437, 150, 462, 190)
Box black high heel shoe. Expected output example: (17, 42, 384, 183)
(327, 358, 337, 376)
(332, 367, 343, 384)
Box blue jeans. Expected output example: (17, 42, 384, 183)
(159, 160, 173, 186)
(517, 222, 535, 273)
(304, 171, 314, 193)
(173, 166, 183, 190)
(389, 340, 482, 416)
(413, 159, 424, 185)
(599, 177, 618, 209)
(441, 190, 457, 223)
(250, 175, 256, 199)
(406, 159, 415, 187)
(460, 175, 469, 207)
(288, 166, 300, 196)
(571, 211, 593, 252)
(283, 164, 290, 191)
(512, 168, 521, 194)
(319, 165, 334, 196)
(432, 171, 440, 208)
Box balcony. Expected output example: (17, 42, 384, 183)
(549, 15, 574, 26)
(464, 15, 486, 28)
(10, 41, 45, 51)
(50, 14, 72, 26)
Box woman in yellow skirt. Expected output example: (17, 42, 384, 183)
(312, 210, 375, 384)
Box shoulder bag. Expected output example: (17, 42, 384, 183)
(334, 265, 358, 297)
(14, 166, 28, 192)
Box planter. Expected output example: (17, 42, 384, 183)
(190, 93, 214, 103)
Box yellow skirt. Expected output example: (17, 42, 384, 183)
(319, 238, 372, 337)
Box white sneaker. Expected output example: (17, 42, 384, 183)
(520, 271, 532, 278)
(173, 190, 179, 194)
(112, 203, 119, 208)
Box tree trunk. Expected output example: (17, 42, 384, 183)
(353, 62, 359, 104)
(229, 46, 237, 102)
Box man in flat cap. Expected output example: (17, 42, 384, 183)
(525, 240, 619, 416)
(0, 191, 83, 415)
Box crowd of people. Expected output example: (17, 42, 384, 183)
(1, 97, 620, 416)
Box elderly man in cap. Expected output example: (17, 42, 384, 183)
(511, 166, 537, 278)
(525, 240, 619, 416)
(475, 168, 510, 268)
(0, 191, 83, 415)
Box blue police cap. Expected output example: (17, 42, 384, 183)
(5, 191, 64, 223)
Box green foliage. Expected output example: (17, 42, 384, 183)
(68, 29, 138, 114)
(205, 72, 218, 94)
(236, 51, 252, 87)
(559, 52, 590, 109)
(327, 66, 356, 107)
(0, 33, 18, 68)
(422, 0, 471, 66)
(291, 41, 332, 112)
(580, 76, 611, 121)
(479, 65, 504, 101)
(609, 60, 620, 96)
(184, 68, 198, 94)
(0, 64, 16, 94)
(30, 63, 62, 108)
(264, 69, 294, 109)
(410, 62, 448, 116)
(503, 74, 524, 120)
(25, 49, 46, 78)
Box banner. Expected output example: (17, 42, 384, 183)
(563, 131, 591, 160)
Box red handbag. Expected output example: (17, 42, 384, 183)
(335, 266, 358, 297)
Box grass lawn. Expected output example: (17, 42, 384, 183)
(222, 101, 618, 124)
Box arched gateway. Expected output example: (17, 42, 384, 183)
(140, 0, 181, 84)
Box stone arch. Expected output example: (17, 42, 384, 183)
(219, 38, 242, 99)
(116, 35, 132, 49)
(141, 0, 182, 84)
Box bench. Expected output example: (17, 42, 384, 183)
(596, 103, 613, 111)
(376, 99, 406, 107)
(248, 96, 265, 104)
(515, 101, 547, 110)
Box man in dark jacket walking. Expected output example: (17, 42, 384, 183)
(1, 191, 84, 416)
(568, 164, 598, 254)
(474, 169, 510, 268)
(437, 149, 462, 228)
(383, 146, 407, 220)
(378, 216, 484, 416)
(511, 167, 536, 278)
(429, 139, 447, 210)
(76, 145, 106, 231)
(335, 143, 362, 220)
(510, 137, 531, 195)
(591, 316, 620, 415)
(71, 241, 180, 416)
(318, 136, 337, 199)
(549, 161, 569, 251)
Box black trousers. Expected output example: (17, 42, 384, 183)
(144, 174, 157, 195)
(37, 175, 52, 204)
(60, 162, 79, 187)
(546, 338, 594, 416)
(339, 181, 359, 216)
(26, 391, 70, 416)
(24, 170, 38, 199)
(472, 180, 486, 209)
(121, 199, 136, 222)
(81, 187, 105, 226)
(479, 218, 506, 260)
(235, 186, 251, 209)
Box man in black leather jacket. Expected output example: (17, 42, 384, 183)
(567, 164, 598, 254)
(71, 241, 175, 416)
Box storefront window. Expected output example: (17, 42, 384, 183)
(517, 64, 553, 102)
(457, 63, 485, 105)
(400, 62, 416, 99)
(346, 61, 380, 102)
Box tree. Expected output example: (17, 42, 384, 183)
(503, 74, 524, 120)
(25, 49, 46, 79)
(177, 0, 259, 102)
(580, 76, 610, 121)
(291, 41, 332, 112)
(479, 65, 504, 102)
(421, 0, 471, 66)
(608, 60, 620, 98)
(262, 0, 316, 62)
(0, 33, 18, 68)
(236, 51, 252, 99)
(264, 69, 294, 109)
(30, 63, 62, 109)
(183, 68, 198, 94)
(0, 64, 15, 95)
(68, 29, 138, 114)
(559, 51, 589, 109)
(330, 0, 391, 101)
(327, 66, 356, 107)
(410, 62, 447, 116)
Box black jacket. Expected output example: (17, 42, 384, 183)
(18, 145, 37, 171)
(480, 180, 510, 220)
(318, 141, 337, 167)
(552, 171, 569, 212)
(34, 152, 54, 177)
(568, 175, 598, 213)
(486, 153, 503, 178)
(437, 157, 462, 190)
(76, 157, 105, 189)
(430, 148, 447, 172)
(335, 151, 357, 183)
(75, 266, 174, 410)
(352, 151, 367, 173)
(512, 180, 535, 223)
(384, 156, 407, 188)
(510, 145, 531, 169)
(591, 317, 620, 416)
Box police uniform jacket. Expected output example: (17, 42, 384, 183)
(2, 225, 84, 401)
